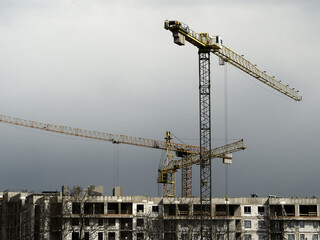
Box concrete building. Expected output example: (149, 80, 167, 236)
(0, 186, 320, 240)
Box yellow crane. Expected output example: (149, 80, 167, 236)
(157, 131, 243, 197)
(164, 20, 301, 239)
(0, 114, 245, 197)
(157, 131, 244, 197)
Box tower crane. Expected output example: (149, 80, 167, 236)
(0, 114, 245, 197)
(157, 131, 244, 197)
(164, 20, 302, 239)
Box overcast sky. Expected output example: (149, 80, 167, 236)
(0, 0, 319, 198)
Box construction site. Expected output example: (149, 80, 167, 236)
(0, 18, 310, 240)
(0, 7, 317, 240)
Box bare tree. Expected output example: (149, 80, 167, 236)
(60, 185, 104, 240)
(133, 207, 163, 240)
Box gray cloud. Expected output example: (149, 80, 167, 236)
(0, 1, 319, 198)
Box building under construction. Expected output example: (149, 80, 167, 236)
(1, 185, 319, 240)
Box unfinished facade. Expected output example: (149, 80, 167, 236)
(1, 187, 320, 240)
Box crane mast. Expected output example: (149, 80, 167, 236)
(198, 49, 212, 224)
(162, 131, 175, 197)
(164, 19, 301, 239)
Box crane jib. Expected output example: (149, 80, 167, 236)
(0, 114, 245, 159)
(164, 20, 302, 101)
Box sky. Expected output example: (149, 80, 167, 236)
(0, 0, 319, 198)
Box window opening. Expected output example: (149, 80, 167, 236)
(137, 218, 144, 227)
(98, 232, 103, 240)
(244, 206, 251, 214)
(84, 203, 94, 214)
(84, 232, 89, 240)
(108, 218, 116, 226)
(95, 203, 104, 214)
(244, 220, 251, 228)
(137, 204, 144, 213)
(288, 234, 295, 240)
(98, 218, 104, 226)
(300, 221, 304, 228)
(72, 218, 79, 226)
(72, 203, 81, 214)
(72, 232, 79, 240)
(244, 234, 252, 240)
(258, 206, 265, 214)
(108, 203, 119, 214)
(152, 206, 159, 212)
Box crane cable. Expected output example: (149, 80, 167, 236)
(224, 63, 231, 240)
(114, 143, 120, 187)
(224, 63, 229, 201)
